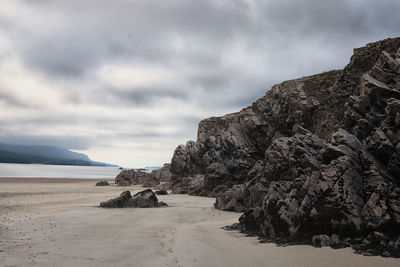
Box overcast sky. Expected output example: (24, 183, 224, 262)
(0, 0, 399, 167)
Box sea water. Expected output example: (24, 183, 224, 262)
(0, 163, 121, 179)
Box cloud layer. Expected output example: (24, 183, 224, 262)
(1, 0, 399, 167)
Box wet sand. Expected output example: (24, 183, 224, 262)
(0, 178, 399, 266)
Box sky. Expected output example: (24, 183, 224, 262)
(0, 0, 399, 168)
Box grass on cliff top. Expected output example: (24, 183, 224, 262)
(302, 70, 342, 99)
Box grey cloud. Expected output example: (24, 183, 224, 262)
(31, 56, 85, 78)
(0, 116, 79, 127)
(113, 88, 188, 106)
(117, 132, 163, 139)
(78, 87, 189, 107)
(179, 115, 203, 127)
(4, 1, 399, 82)
(189, 74, 230, 92)
(20, 33, 103, 78)
(0, 90, 29, 108)
(1, 0, 399, 166)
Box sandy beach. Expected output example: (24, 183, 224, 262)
(0, 178, 399, 267)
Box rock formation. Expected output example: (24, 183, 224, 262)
(151, 163, 172, 182)
(114, 164, 172, 187)
(169, 38, 400, 257)
(154, 182, 171, 191)
(95, 180, 110, 186)
(115, 169, 155, 186)
(155, 189, 168, 195)
(99, 189, 164, 208)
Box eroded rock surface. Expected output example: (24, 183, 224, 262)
(169, 38, 400, 257)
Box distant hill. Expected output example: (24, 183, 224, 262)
(0, 143, 117, 167)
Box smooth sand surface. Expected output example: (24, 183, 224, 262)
(0, 178, 399, 267)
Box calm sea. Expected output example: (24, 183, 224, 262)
(0, 163, 121, 179)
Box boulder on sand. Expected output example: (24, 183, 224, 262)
(100, 191, 134, 208)
(100, 189, 165, 208)
(155, 189, 168, 195)
(132, 189, 159, 207)
(96, 180, 110, 186)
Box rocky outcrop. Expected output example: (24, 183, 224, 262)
(154, 182, 171, 191)
(115, 165, 172, 187)
(95, 180, 110, 186)
(115, 169, 136, 186)
(170, 175, 205, 195)
(170, 69, 346, 194)
(115, 169, 157, 186)
(142, 177, 160, 188)
(169, 37, 400, 257)
(151, 163, 172, 182)
(99, 189, 164, 208)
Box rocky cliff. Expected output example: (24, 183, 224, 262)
(169, 38, 400, 256)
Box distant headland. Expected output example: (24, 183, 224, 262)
(0, 143, 117, 167)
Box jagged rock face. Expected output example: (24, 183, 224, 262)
(214, 184, 249, 212)
(345, 49, 400, 176)
(170, 72, 341, 192)
(169, 37, 400, 256)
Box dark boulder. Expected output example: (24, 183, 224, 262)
(158, 201, 168, 207)
(155, 190, 168, 195)
(96, 180, 110, 186)
(100, 191, 134, 208)
(131, 189, 159, 208)
(100, 189, 163, 208)
(312, 235, 331, 247)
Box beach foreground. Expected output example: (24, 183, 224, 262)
(0, 178, 398, 267)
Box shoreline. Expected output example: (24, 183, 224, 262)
(0, 178, 399, 266)
(0, 163, 120, 180)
